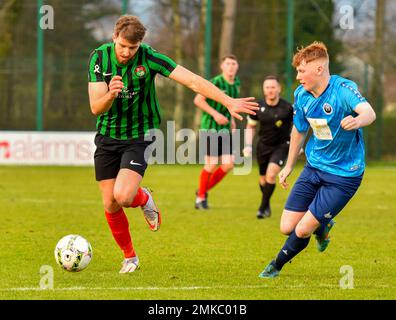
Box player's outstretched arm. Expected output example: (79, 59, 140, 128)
(341, 102, 376, 131)
(169, 65, 258, 120)
(279, 126, 307, 189)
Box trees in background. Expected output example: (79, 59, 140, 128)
(0, 0, 369, 134)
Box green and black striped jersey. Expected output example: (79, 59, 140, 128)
(88, 42, 177, 140)
(200, 74, 240, 132)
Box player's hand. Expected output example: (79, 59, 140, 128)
(226, 97, 258, 121)
(243, 145, 252, 157)
(108, 75, 124, 98)
(213, 113, 229, 125)
(279, 166, 293, 190)
(341, 115, 361, 131)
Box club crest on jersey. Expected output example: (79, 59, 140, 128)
(134, 65, 147, 78)
(260, 107, 265, 112)
(323, 103, 333, 115)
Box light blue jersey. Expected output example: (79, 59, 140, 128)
(293, 75, 367, 177)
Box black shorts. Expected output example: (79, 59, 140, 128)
(200, 131, 233, 157)
(257, 141, 289, 175)
(94, 134, 152, 181)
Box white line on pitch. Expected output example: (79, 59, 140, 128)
(1, 284, 395, 292)
(1, 285, 276, 292)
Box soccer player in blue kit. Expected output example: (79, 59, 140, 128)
(259, 42, 376, 278)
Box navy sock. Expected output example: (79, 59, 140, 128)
(274, 231, 310, 270)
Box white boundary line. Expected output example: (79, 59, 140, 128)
(1, 284, 395, 292)
(1, 285, 265, 292)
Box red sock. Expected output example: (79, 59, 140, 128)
(105, 208, 136, 258)
(207, 167, 227, 190)
(198, 169, 211, 198)
(130, 188, 149, 208)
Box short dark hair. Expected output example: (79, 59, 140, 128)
(264, 75, 280, 83)
(221, 54, 238, 62)
(114, 15, 146, 43)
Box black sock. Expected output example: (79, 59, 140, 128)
(274, 231, 311, 270)
(259, 182, 275, 212)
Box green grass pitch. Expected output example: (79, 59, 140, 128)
(0, 163, 395, 300)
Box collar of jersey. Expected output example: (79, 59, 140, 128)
(221, 74, 239, 85)
(110, 42, 138, 68)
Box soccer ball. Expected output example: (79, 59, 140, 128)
(54, 235, 93, 272)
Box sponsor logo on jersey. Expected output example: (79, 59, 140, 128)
(117, 87, 138, 99)
(323, 103, 333, 115)
(134, 65, 147, 78)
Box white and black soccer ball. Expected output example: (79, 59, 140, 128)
(54, 235, 93, 272)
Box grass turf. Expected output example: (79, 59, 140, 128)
(0, 164, 395, 299)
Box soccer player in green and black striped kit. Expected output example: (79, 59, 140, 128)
(194, 55, 240, 209)
(88, 16, 258, 273)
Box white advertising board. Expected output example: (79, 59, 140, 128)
(0, 131, 96, 165)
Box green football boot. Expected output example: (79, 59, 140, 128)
(316, 220, 335, 252)
(258, 260, 280, 279)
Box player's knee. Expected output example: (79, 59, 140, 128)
(266, 174, 277, 184)
(280, 223, 294, 235)
(259, 176, 266, 186)
(221, 163, 234, 173)
(103, 197, 119, 213)
(294, 225, 312, 238)
(204, 164, 217, 173)
(113, 190, 136, 208)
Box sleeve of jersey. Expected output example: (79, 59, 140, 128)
(293, 91, 310, 133)
(247, 100, 259, 121)
(248, 113, 258, 121)
(340, 81, 367, 112)
(147, 50, 178, 77)
(88, 50, 104, 82)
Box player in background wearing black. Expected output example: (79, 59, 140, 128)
(243, 76, 293, 219)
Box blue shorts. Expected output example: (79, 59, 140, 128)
(285, 165, 363, 224)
